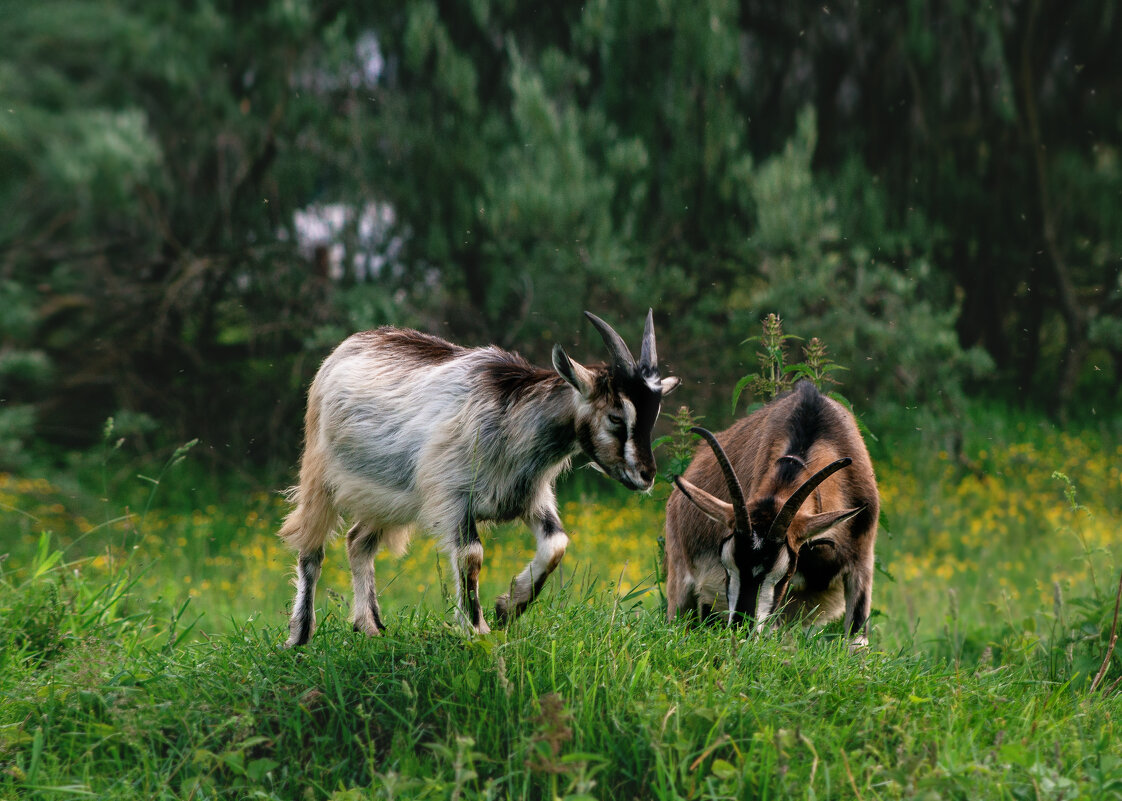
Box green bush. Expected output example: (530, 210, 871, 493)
(0, 282, 52, 469)
(742, 108, 994, 417)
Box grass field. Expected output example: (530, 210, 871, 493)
(2, 406, 1121, 798)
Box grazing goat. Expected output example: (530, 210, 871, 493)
(278, 311, 680, 646)
(664, 381, 879, 645)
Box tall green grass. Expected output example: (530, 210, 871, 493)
(2, 402, 1121, 798)
(2, 535, 1121, 799)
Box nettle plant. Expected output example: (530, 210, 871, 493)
(654, 405, 705, 484)
(657, 313, 867, 483)
(731, 313, 849, 412)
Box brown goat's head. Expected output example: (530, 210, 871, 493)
(673, 426, 863, 625)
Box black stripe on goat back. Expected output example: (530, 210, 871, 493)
(370, 327, 465, 364)
(481, 351, 559, 408)
(777, 381, 826, 484)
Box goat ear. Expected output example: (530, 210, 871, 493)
(787, 506, 864, 550)
(659, 376, 681, 396)
(552, 344, 595, 398)
(674, 476, 737, 529)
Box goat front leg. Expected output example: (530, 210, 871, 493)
(843, 562, 873, 650)
(451, 514, 490, 635)
(844, 516, 878, 650)
(664, 563, 701, 624)
(495, 508, 568, 625)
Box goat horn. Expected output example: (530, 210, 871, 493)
(640, 308, 657, 370)
(690, 426, 753, 535)
(767, 457, 853, 543)
(585, 311, 637, 372)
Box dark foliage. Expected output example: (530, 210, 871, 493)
(1, 0, 1119, 467)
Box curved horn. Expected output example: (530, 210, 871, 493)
(584, 311, 636, 371)
(766, 457, 853, 542)
(690, 426, 752, 534)
(640, 308, 657, 370)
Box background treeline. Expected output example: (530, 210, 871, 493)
(2, 0, 1120, 470)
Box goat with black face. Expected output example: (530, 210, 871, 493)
(277, 311, 679, 646)
(664, 381, 879, 647)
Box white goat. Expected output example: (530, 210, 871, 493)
(278, 311, 679, 646)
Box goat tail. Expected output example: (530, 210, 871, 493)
(277, 473, 340, 553)
(277, 387, 342, 552)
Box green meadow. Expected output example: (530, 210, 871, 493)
(5, 2, 1122, 798)
(2, 404, 1121, 800)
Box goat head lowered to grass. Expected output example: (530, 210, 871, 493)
(664, 381, 879, 646)
(277, 310, 679, 646)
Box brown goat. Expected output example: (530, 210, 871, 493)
(664, 381, 879, 645)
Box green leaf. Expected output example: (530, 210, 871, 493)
(246, 758, 280, 782)
(561, 752, 608, 764)
(711, 758, 738, 780)
(462, 668, 481, 693)
(730, 374, 756, 415)
(32, 533, 63, 579)
(874, 554, 896, 583)
(218, 749, 246, 775)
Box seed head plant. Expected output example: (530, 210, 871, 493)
(731, 313, 849, 412)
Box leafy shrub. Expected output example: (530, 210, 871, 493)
(0, 281, 52, 470)
(744, 108, 994, 417)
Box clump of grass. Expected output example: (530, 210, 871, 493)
(2, 401, 1122, 797)
(3, 556, 1122, 799)
(1037, 472, 1122, 693)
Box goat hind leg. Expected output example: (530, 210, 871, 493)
(495, 510, 568, 625)
(347, 523, 386, 636)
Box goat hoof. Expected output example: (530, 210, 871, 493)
(494, 594, 511, 625)
(352, 620, 384, 637)
(495, 594, 528, 626)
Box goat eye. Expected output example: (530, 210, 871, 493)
(607, 413, 624, 427)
